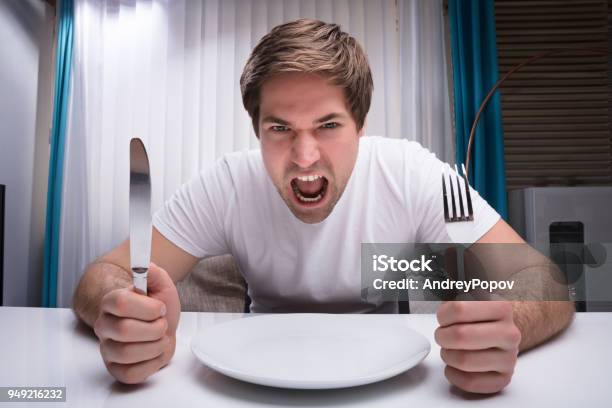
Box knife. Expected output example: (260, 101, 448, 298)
(129, 138, 152, 295)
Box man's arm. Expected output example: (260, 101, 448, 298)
(475, 219, 575, 351)
(435, 219, 575, 393)
(72, 227, 199, 384)
(73, 227, 199, 327)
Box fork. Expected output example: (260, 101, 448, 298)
(442, 163, 474, 223)
(441, 163, 475, 273)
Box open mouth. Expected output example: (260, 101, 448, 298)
(290, 174, 329, 205)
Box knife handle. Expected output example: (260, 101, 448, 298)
(132, 268, 148, 295)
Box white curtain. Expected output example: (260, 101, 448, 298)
(400, 0, 454, 164)
(58, 0, 453, 307)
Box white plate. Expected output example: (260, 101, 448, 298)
(191, 314, 430, 389)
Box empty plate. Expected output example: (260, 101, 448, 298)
(191, 313, 430, 389)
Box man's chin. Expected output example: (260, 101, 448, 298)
(282, 189, 338, 224)
(288, 206, 333, 224)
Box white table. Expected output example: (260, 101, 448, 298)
(0, 307, 610, 407)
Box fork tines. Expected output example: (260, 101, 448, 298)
(442, 163, 474, 223)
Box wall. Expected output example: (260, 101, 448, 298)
(0, 0, 55, 306)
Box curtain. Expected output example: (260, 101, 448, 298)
(57, 0, 452, 307)
(448, 0, 508, 219)
(399, 0, 454, 164)
(42, 0, 73, 307)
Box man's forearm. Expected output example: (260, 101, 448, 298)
(72, 262, 132, 328)
(464, 243, 576, 351)
(512, 300, 574, 352)
(508, 254, 576, 351)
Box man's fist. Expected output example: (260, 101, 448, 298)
(434, 301, 521, 394)
(93, 263, 181, 384)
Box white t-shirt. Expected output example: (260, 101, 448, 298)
(153, 136, 500, 313)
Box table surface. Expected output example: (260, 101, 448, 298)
(0, 307, 611, 408)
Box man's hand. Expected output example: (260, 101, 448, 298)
(434, 301, 521, 394)
(93, 263, 181, 384)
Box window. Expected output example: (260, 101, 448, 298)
(495, 0, 612, 189)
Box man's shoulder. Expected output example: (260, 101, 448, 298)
(360, 135, 428, 155)
(221, 147, 262, 166)
(213, 148, 265, 177)
(213, 148, 268, 191)
(189, 148, 264, 193)
(359, 136, 435, 169)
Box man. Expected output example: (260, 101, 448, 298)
(73, 19, 574, 393)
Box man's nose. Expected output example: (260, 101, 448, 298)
(291, 131, 321, 169)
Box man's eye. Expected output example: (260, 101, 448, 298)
(321, 122, 339, 129)
(271, 125, 290, 132)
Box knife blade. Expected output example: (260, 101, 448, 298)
(129, 138, 152, 295)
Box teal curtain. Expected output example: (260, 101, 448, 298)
(43, 0, 74, 307)
(448, 0, 508, 219)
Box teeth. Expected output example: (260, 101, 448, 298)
(297, 175, 322, 182)
(294, 189, 323, 203)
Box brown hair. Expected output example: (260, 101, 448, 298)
(240, 19, 373, 135)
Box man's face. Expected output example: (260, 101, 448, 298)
(258, 73, 364, 224)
